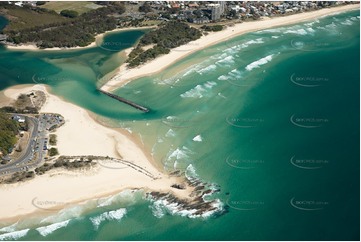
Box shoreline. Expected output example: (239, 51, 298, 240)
(101, 4, 360, 92)
(5, 26, 154, 51)
(0, 84, 192, 224)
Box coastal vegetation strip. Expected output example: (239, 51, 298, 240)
(0, 155, 156, 184)
(0, 112, 18, 157)
(0, 2, 126, 48)
(126, 21, 202, 67)
(0, 155, 96, 184)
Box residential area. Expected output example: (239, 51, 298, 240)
(5, 1, 352, 25)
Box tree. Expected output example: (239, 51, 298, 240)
(60, 10, 79, 18)
(48, 147, 59, 156)
(139, 2, 152, 13)
(36, 1, 47, 6)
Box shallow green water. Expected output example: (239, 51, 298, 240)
(0, 10, 359, 241)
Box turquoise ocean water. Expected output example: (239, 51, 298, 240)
(0, 10, 359, 240)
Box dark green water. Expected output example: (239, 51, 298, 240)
(0, 10, 359, 241)
(0, 15, 8, 31)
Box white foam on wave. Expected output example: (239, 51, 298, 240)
(97, 190, 138, 208)
(241, 38, 264, 48)
(217, 75, 228, 81)
(165, 128, 176, 137)
(197, 64, 217, 75)
(304, 19, 319, 27)
(180, 57, 216, 77)
(245, 54, 274, 71)
(192, 135, 202, 142)
(36, 220, 70, 237)
(224, 38, 264, 53)
(168, 146, 193, 161)
(305, 27, 315, 33)
(271, 35, 280, 39)
(40, 202, 90, 225)
(229, 69, 242, 77)
(260, 26, 315, 36)
(90, 208, 127, 230)
(284, 28, 308, 35)
(124, 127, 132, 134)
(180, 81, 217, 98)
(0, 229, 29, 241)
(325, 22, 337, 29)
(149, 163, 224, 219)
(149, 197, 223, 219)
(218, 68, 243, 83)
(215, 56, 235, 66)
(0, 223, 18, 233)
(215, 52, 228, 59)
(340, 19, 353, 26)
(185, 164, 199, 180)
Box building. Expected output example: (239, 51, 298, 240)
(192, 17, 210, 24)
(12, 115, 25, 123)
(210, 4, 221, 21)
(218, 1, 226, 15)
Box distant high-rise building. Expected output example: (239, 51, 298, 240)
(211, 4, 221, 21)
(218, 1, 226, 15)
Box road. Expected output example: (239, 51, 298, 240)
(0, 115, 47, 176)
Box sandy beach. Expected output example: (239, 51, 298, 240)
(0, 84, 191, 223)
(101, 4, 359, 92)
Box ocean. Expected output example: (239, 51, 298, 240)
(0, 10, 359, 241)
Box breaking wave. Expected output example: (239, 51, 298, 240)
(90, 208, 127, 230)
(180, 81, 217, 98)
(245, 54, 275, 71)
(197, 64, 217, 75)
(36, 220, 70, 237)
(0, 229, 29, 241)
(192, 135, 202, 142)
(147, 164, 224, 219)
(215, 56, 235, 66)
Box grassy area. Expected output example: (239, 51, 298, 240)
(140, 20, 162, 26)
(49, 134, 57, 146)
(41, 1, 103, 15)
(1, 6, 68, 32)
